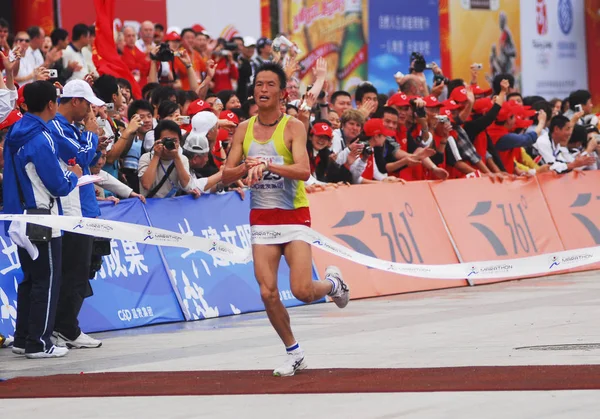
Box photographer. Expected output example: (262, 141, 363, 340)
(3, 81, 82, 358)
(211, 41, 239, 94)
(138, 119, 194, 198)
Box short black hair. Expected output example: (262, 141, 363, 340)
(217, 90, 237, 107)
(550, 115, 570, 135)
(93, 75, 119, 104)
(377, 106, 399, 118)
(177, 90, 198, 108)
(154, 120, 182, 142)
(492, 73, 515, 95)
(116, 78, 132, 92)
(507, 92, 522, 101)
(331, 90, 351, 105)
(181, 28, 196, 38)
(154, 23, 164, 31)
(151, 86, 177, 108)
(286, 104, 298, 113)
(72, 23, 90, 41)
(531, 100, 552, 125)
(158, 100, 180, 120)
(50, 28, 69, 47)
(27, 26, 42, 40)
(568, 89, 592, 110)
(142, 82, 160, 101)
(24, 81, 57, 113)
(128, 100, 154, 121)
(0, 18, 9, 29)
(569, 124, 588, 146)
(89, 25, 96, 36)
(355, 82, 378, 104)
(255, 63, 287, 90)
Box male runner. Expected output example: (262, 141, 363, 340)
(222, 63, 350, 377)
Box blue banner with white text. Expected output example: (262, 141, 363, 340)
(368, 0, 441, 95)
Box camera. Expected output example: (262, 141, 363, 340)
(359, 140, 373, 156)
(435, 115, 450, 124)
(434, 74, 450, 86)
(410, 98, 426, 118)
(106, 103, 115, 111)
(161, 137, 177, 150)
(48, 69, 58, 78)
(575, 104, 583, 112)
(410, 51, 427, 73)
(273, 35, 301, 55)
(150, 43, 175, 61)
(179, 116, 190, 125)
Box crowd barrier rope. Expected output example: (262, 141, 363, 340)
(0, 172, 598, 338)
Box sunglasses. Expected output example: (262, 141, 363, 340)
(16, 38, 30, 43)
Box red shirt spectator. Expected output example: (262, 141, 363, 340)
(212, 53, 238, 93)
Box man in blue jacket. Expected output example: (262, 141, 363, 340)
(3, 81, 82, 359)
(49, 79, 106, 350)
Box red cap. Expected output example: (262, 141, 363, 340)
(17, 85, 26, 107)
(219, 110, 239, 125)
(165, 31, 181, 42)
(192, 24, 205, 34)
(472, 85, 492, 96)
(439, 108, 455, 123)
(497, 101, 520, 122)
(519, 106, 537, 118)
(473, 97, 494, 114)
(442, 99, 461, 110)
(423, 95, 443, 108)
(363, 118, 396, 137)
(0, 109, 23, 130)
(310, 122, 334, 138)
(187, 99, 212, 117)
(217, 128, 229, 141)
(449, 87, 469, 103)
(387, 92, 410, 107)
(514, 116, 534, 129)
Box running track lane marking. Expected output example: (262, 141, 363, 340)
(2, 366, 600, 398)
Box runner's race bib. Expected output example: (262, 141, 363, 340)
(253, 156, 284, 190)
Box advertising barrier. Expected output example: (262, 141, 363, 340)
(368, 0, 441, 96)
(308, 183, 464, 299)
(520, 0, 588, 98)
(1, 175, 599, 340)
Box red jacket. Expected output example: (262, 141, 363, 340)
(212, 58, 239, 93)
(122, 45, 150, 87)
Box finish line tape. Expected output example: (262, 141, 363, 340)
(0, 214, 597, 280)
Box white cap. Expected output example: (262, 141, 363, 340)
(61, 80, 105, 106)
(191, 111, 218, 136)
(243, 36, 257, 47)
(183, 132, 210, 154)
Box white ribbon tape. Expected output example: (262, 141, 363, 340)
(0, 214, 598, 280)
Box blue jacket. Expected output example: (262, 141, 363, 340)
(3, 113, 78, 234)
(49, 112, 100, 217)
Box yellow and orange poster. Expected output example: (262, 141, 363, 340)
(440, 0, 521, 89)
(279, 0, 369, 94)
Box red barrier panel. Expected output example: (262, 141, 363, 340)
(309, 183, 465, 299)
(537, 171, 600, 272)
(429, 177, 565, 283)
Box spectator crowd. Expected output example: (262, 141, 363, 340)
(0, 17, 599, 356)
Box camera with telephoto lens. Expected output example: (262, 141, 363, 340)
(359, 140, 373, 156)
(161, 137, 177, 151)
(434, 74, 450, 86)
(150, 43, 175, 61)
(410, 51, 427, 73)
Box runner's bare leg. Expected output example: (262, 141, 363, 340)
(283, 241, 332, 302)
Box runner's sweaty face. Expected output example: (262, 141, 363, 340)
(254, 71, 282, 110)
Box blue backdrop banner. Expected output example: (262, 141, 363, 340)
(0, 193, 322, 339)
(368, 0, 441, 95)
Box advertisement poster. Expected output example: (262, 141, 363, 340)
(440, 0, 521, 90)
(520, 0, 588, 98)
(279, 0, 369, 95)
(368, 0, 441, 96)
(585, 0, 600, 111)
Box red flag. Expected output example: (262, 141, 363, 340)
(92, 0, 142, 99)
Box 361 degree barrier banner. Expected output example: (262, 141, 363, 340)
(308, 183, 465, 299)
(430, 177, 565, 283)
(537, 171, 600, 271)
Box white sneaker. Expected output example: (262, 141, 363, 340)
(325, 266, 350, 308)
(12, 346, 25, 355)
(273, 353, 308, 377)
(3, 336, 14, 348)
(25, 345, 69, 359)
(53, 331, 102, 349)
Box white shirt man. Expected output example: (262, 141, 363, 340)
(62, 44, 89, 82)
(17, 47, 43, 85)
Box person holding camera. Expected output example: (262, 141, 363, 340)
(3, 81, 82, 358)
(138, 119, 194, 198)
(211, 42, 239, 94)
(48, 80, 106, 350)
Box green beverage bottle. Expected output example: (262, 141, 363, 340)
(337, 0, 368, 94)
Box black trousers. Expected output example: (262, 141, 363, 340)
(54, 232, 94, 341)
(14, 237, 63, 353)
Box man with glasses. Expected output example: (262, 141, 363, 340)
(16, 26, 54, 85)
